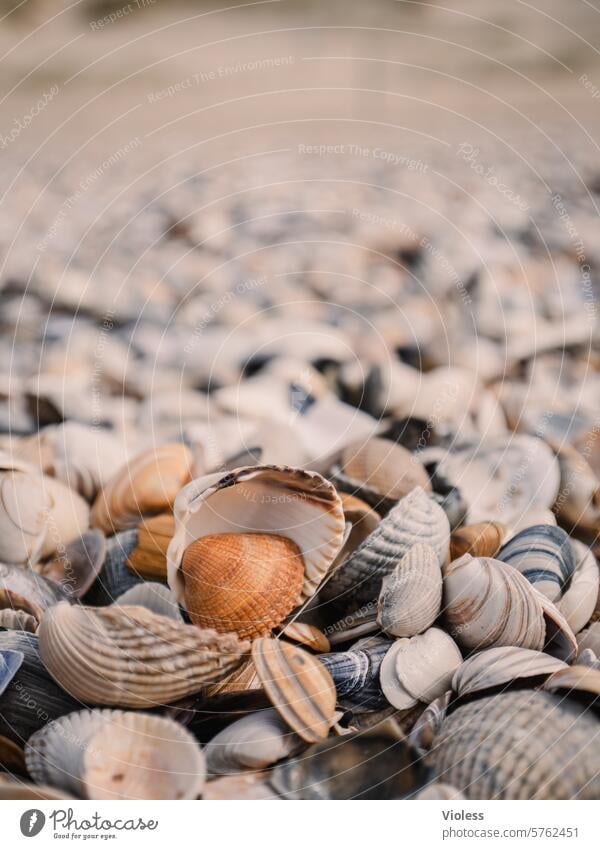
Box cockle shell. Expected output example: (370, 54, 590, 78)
(442, 555, 546, 653)
(554, 445, 600, 538)
(38, 602, 250, 707)
(497, 524, 576, 601)
(126, 512, 174, 580)
(319, 640, 393, 711)
(331, 437, 431, 512)
(377, 543, 442, 637)
(322, 487, 450, 612)
(428, 690, 600, 798)
(91, 443, 194, 535)
(204, 708, 304, 775)
(380, 629, 462, 710)
(449, 521, 506, 561)
(252, 637, 337, 743)
(451, 647, 567, 699)
(180, 532, 304, 639)
(558, 541, 599, 633)
(0, 453, 50, 564)
(168, 465, 346, 611)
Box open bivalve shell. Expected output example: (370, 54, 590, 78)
(25, 710, 205, 799)
(322, 487, 449, 613)
(380, 628, 462, 710)
(168, 465, 346, 636)
(204, 708, 305, 775)
(38, 602, 250, 707)
(497, 524, 576, 602)
(452, 647, 567, 699)
(91, 443, 194, 535)
(377, 543, 442, 637)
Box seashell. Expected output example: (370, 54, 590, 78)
(204, 708, 304, 775)
(35, 529, 106, 600)
(0, 608, 38, 633)
(278, 621, 330, 652)
(0, 649, 24, 697)
(509, 508, 557, 535)
(331, 437, 431, 513)
(168, 465, 346, 614)
(0, 781, 74, 800)
(126, 512, 174, 580)
(0, 631, 81, 745)
(449, 521, 506, 561)
(380, 629, 462, 710)
(452, 647, 567, 699)
(430, 486, 468, 531)
(416, 783, 465, 800)
(91, 443, 194, 535)
(251, 637, 337, 743)
(577, 648, 600, 670)
(544, 665, 600, 702)
(442, 555, 546, 653)
(497, 524, 576, 601)
(577, 621, 600, 656)
(271, 721, 426, 799)
(558, 541, 599, 633)
(203, 772, 279, 800)
(85, 529, 142, 605)
(115, 582, 182, 620)
(39, 475, 91, 559)
(534, 589, 578, 662)
(428, 690, 600, 798)
(319, 641, 393, 711)
(408, 692, 449, 755)
(433, 436, 560, 527)
(322, 487, 450, 613)
(0, 562, 70, 622)
(377, 543, 442, 637)
(325, 606, 379, 647)
(0, 734, 26, 774)
(38, 602, 250, 707)
(0, 453, 50, 564)
(83, 712, 206, 800)
(554, 445, 600, 538)
(332, 493, 380, 568)
(180, 532, 304, 639)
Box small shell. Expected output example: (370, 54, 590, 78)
(382, 629, 462, 709)
(379, 639, 416, 710)
(126, 512, 174, 580)
(331, 437, 431, 512)
(377, 543, 442, 637)
(0, 608, 38, 633)
(497, 524, 576, 601)
(558, 540, 599, 633)
(0, 649, 24, 697)
(544, 665, 600, 700)
(449, 521, 506, 561)
(86, 529, 141, 605)
(0, 561, 70, 622)
(38, 602, 250, 707)
(325, 606, 379, 647)
(416, 783, 465, 800)
(442, 555, 546, 653)
(554, 445, 600, 537)
(168, 465, 346, 609)
(408, 692, 449, 755)
(428, 690, 600, 798)
(278, 621, 330, 652)
(323, 487, 450, 612)
(35, 529, 106, 599)
(115, 582, 182, 620)
(452, 647, 567, 699)
(332, 493, 380, 567)
(91, 443, 194, 535)
(251, 637, 337, 743)
(204, 708, 304, 775)
(319, 641, 393, 711)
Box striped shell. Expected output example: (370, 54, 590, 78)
(38, 602, 249, 707)
(449, 521, 506, 561)
(442, 555, 546, 653)
(497, 524, 576, 601)
(452, 647, 567, 699)
(558, 540, 599, 633)
(322, 487, 450, 613)
(91, 443, 194, 535)
(318, 640, 393, 711)
(377, 543, 442, 637)
(168, 465, 346, 609)
(251, 637, 337, 743)
(428, 690, 600, 798)
(204, 708, 304, 775)
(380, 629, 462, 710)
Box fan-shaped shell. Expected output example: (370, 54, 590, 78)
(168, 465, 346, 609)
(126, 512, 174, 580)
(377, 543, 442, 637)
(497, 524, 576, 601)
(449, 522, 506, 561)
(204, 708, 304, 775)
(558, 540, 599, 633)
(428, 690, 600, 798)
(322, 487, 450, 612)
(442, 554, 546, 653)
(332, 437, 431, 512)
(180, 532, 304, 639)
(452, 647, 567, 699)
(91, 443, 194, 535)
(38, 602, 250, 707)
(251, 637, 336, 743)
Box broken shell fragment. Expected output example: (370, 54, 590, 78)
(377, 543, 442, 637)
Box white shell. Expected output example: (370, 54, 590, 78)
(379, 638, 415, 709)
(395, 628, 462, 703)
(115, 583, 182, 621)
(168, 465, 346, 606)
(46, 422, 129, 502)
(0, 452, 50, 564)
(377, 543, 442, 637)
(39, 475, 90, 559)
(577, 621, 600, 656)
(452, 647, 567, 699)
(558, 541, 599, 634)
(204, 708, 304, 775)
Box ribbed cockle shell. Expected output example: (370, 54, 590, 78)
(377, 543, 442, 637)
